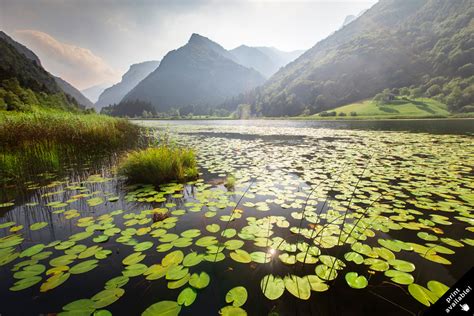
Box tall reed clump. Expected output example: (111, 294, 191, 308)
(0, 110, 140, 151)
(118, 145, 198, 185)
(0, 110, 141, 181)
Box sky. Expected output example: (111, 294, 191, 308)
(0, 0, 377, 90)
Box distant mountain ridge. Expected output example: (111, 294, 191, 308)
(54, 76, 94, 108)
(122, 33, 266, 113)
(246, 0, 474, 116)
(95, 60, 160, 109)
(0, 31, 93, 109)
(230, 45, 303, 78)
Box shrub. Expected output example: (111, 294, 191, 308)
(338, 112, 347, 116)
(350, 112, 357, 116)
(118, 146, 198, 185)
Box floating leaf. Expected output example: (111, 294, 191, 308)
(230, 249, 251, 263)
(92, 288, 125, 309)
(189, 272, 210, 289)
(260, 275, 285, 300)
(70, 259, 99, 274)
(162, 250, 184, 267)
(226, 286, 248, 307)
(345, 272, 368, 289)
(30, 222, 48, 231)
(177, 287, 197, 306)
(219, 306, 247, 316)
(284, 275, 311, 300)
(142, 300, 181, 316)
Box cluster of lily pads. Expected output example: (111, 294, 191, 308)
(0, 123, 473, 315)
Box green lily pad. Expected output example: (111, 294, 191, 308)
(225, 286, 248, 307)
(142, 301, 181, 316)
(284, 275, 311, 300)
(260, 275, 285, 300)
(177, 287, 197, 306)
(345, 272, 368, 289)
(189, 272, 210, 289)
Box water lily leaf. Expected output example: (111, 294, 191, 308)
(105, 276, 129, 289)
(177, 287, 197, 306)
(93, 310, 112, 316)
(168, 273, 191, 289)
(195, 236, 217, 247)
(10, 276, 42, 291)
(162, 250, 184, 267)
(260, 275, 284, 300)
(181, 229, 201, 238)
(284, 275, 311, 300)
(13, 264, 45, 279)
(189, 272, 210, 289)
(315, 265, 337, 281)
(221, 228, 237, 238)
(388, 259, 415, 272)
(306, 275, 329, 292)
(206, 224, 220, 233)
(183, 252, 204, 267)
(123, 264, 148, 277)
(344, 252, 364, 264)
(417, 232, 438, 241)
(123, 252, 145, 265)
(63, 299, 95, 313)
(250, 251, 271, 263)
(142, 301, 181, 316)
(224, 240, 244, 250)
(20, 244, 45, 258)
(40, 272, 70, 292)
(427, 280, 449, 298)
(230, 249, 251, 263)
(219, 306, 247, 316)
(345, 272, 368, 289)
(30, 222, 48, 231)
(166, 265, 189, 280)
(92, 288, 125, 309)
(134, 241, 153, 251)
(226, 286, 248, 307)
(408, 283, 436, 306)
(50, 254, 77, 267)
(70, 259, 99, 274)
(384, 270, 414, 285)
(422, 253, 451, 265)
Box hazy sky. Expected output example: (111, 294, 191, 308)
(0, 0, 376, 90)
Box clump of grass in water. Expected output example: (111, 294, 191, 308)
(224, 174, 236, 189)
(118, 145, 198, 185)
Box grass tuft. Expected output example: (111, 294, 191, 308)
(118, 145, 198, 185)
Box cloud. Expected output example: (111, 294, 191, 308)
(14, 29, 120, 89)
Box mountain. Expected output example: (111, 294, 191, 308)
(0, 31, 42, 66)
(342, 15, 356, 27)
(121, 33, 265, 114)
(0, 31, 92, 109)
(249, 0, 474, 116)
(95, 60, 160, 109)
(54, 76, 94, 109)
(0, 32, 80, 111)
(230, 46, 304, 78)
(81, 83, 110, 103)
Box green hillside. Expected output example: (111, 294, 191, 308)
(320, 97, 450, 118)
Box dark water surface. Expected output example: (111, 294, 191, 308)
(0, 119, 473, 316)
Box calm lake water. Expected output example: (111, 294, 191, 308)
(0, 119, 473, 316)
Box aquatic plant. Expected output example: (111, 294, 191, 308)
(118, 145, 198, 185)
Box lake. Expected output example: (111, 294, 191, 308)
(0, 119, 473, 316)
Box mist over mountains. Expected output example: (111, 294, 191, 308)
(95, 60, 160, 110)
(1, 0, 473, 117)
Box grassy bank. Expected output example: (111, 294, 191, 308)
(314, 97, 450, 119)
(0, 109, 141, 181)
